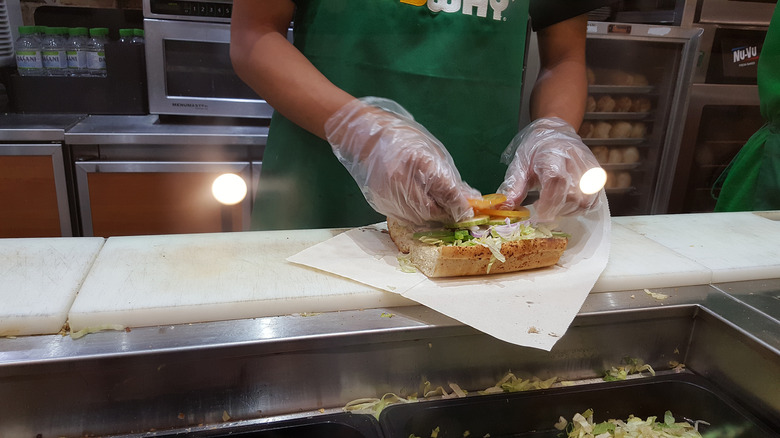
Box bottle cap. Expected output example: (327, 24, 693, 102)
(18, 26, 36, 35)
(69, 27, 89, 36)
(133, 28, 145, 37)
(89, 27, 110, 37)
(119, 28, 133, 37)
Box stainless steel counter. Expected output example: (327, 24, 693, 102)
(64, 114, 270, 146)
(0, 113, 86, 142)
(0, 114, 269, 145)
(0, 281, 778, 437)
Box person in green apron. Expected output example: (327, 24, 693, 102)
(715, 7, 780, 212)
(231, 0, 611, 230)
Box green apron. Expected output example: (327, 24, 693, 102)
(715, 7, 780, 212)
(252, 0, 530, 230)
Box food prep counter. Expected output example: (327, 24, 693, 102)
(0, 212, 779, 437)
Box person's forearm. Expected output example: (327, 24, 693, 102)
(530, 60, 587, 128)
(529, 14, 588, 129)
(230, 4, 353, 139)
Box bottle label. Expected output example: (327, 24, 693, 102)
(86, 50, 106, 70)
(16, 50, 43, 69)
(42, 50, 68, 69)
(67, 50, 87, 69)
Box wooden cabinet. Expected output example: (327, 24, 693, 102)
(75, 161, 253, 237)
(0, 145, 72, 237)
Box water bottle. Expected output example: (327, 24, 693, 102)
(15, 26, 43, 76)
(34, 26, 45, 43)
(131, 28, 144, 44)
(86, 27, 109, 77)
(118, 28, 133, 44)
(41, 26, 68, 76)
(66, 27, 89, 77)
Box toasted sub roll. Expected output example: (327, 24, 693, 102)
(388, 218, 568, 278)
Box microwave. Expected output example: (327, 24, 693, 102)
(143, 0, 285, 119)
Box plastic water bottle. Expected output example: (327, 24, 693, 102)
(41, 26, 68, 76)
(34, 26, 45, 43)
(131, 28, 144, 44)
(86, 27, 109, 77)
(118, 28, 133, 44)
(66, 27, 89, 76)
(15, 26, 43, 76)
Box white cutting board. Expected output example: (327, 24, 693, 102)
(592, 222, 711, 292)
(67, 230, 415, 333)
(0, 237, 104, 336)
(614, 211, 780, 283)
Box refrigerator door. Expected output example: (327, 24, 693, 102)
(521, 22, 701, 216)
(583, 23, 701, 215)
(586, 23, 702, 215)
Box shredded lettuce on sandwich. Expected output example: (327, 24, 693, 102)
(415, 218, 569, 264)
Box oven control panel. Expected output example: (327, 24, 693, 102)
(145, 0, 233, 22)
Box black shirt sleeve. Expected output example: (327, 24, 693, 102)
(529, 0, 619, 31)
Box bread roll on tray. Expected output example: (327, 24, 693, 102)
(614, 96, 632, 112)
(609, 121, 632, 138)
(594, 121, 612, 139)
(586, 95, 597, 113)
(596, 95, 616, 112)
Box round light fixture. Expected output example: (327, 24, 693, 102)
(211, 173, 248, 205)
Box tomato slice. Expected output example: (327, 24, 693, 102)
(476, 206, 530, 220)
(468, 193, 507, 210)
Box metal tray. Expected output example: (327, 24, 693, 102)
(137, 412, 382, 438)
(378, 374, 777, 438)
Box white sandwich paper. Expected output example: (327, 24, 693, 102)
(288, 192, 611, 351)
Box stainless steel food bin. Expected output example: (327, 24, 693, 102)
(1, 282, 778, 437)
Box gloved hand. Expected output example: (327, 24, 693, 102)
(325, 97, 480, 226)
(498, 117, 603, 223)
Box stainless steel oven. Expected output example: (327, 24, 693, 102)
(143, 0, 285, 119)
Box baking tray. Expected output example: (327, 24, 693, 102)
(378, 373, 777, 438)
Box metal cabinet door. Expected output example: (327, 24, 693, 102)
(75, 161, 252, 237)
(0, 144, 72, 237)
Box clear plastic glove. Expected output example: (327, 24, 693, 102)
(325, 97, 480, 226)
(498, 117, 603, 223)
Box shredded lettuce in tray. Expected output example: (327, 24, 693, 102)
(556, 409, 706, 438)
(604, 357, 656, 382)
(344, 373, 558, 419)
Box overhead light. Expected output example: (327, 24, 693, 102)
(212, 173, 247, 205)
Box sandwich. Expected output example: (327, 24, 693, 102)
(388, 194, 569, 278)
